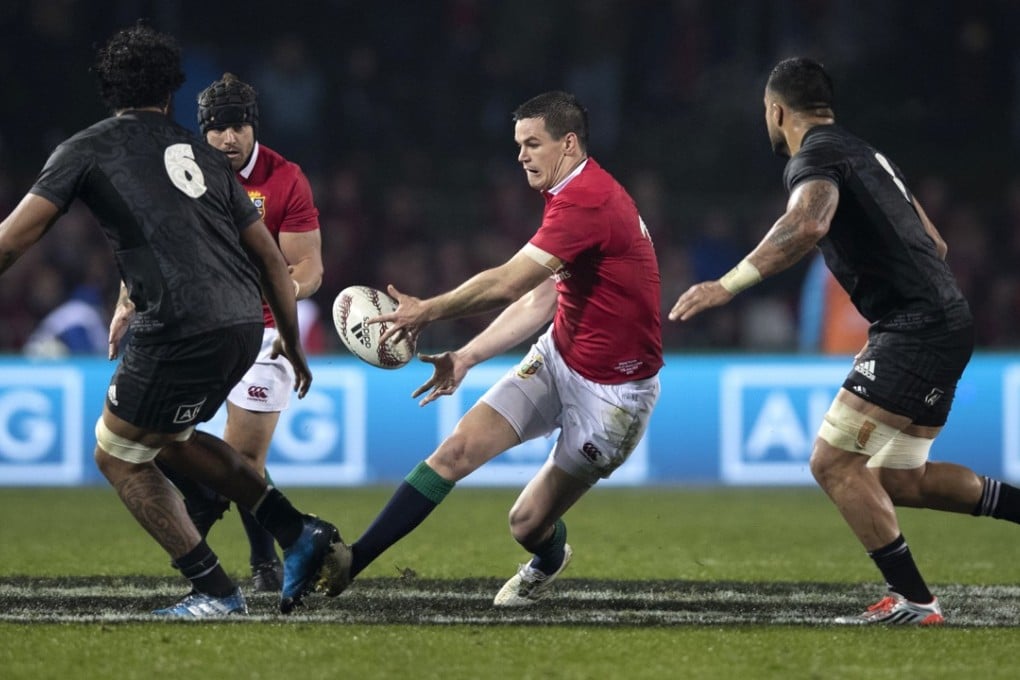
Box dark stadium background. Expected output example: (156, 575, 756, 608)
(1, 0, 1017, 354)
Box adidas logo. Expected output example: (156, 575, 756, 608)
(851, 384, 869, 397)
(854, 359, 876, 381)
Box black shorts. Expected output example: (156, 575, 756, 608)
(107, 323, 263, 433)
(842, 325, 974, 426)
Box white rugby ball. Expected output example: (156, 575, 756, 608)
(332, 285, 415, 369)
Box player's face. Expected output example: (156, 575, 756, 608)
(514, 117, 572, 192)
(206, 124, 255, 171)
(764, 92, 790, 157)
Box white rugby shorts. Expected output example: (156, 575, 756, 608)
(226, 327, 295, 412)
(481, 328, 660, 485)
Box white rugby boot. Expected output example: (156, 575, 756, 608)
(493, 544, 573, 607)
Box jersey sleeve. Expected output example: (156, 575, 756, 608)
(29, 143, 90, 213)
(280, 166, 320, 234)
(530, 201, 602, 264)
(783, 137, 847, 193)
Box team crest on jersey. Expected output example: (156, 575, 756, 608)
(248, 191, 267, 219)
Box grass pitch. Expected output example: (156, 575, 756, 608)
(1, 486, 1018, 679)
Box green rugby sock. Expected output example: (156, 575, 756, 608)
(350, 462, 455, 577)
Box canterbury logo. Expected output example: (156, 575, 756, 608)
(247, 385, 269, 400)
(924, 388, 944, 406)
(854, 359, 876, 381)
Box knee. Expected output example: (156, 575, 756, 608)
(809, 442, 838, 486)
(877, 469, 925, 506)
(427, 432, 474, 481)
(94, 444, 138, 484)
(507, 505, 547, 548)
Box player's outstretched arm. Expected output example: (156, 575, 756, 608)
(409, 279, 558, 407)
(372, 248, 553, 345)
(670, 179, 838, 322)
(0, 194, 61, 277)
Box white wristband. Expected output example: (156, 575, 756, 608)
(719, 260, 762, 295)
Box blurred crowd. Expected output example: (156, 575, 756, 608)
(2, 0, 1019, 355)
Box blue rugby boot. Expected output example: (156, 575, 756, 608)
(153, 587, 248, 618)
(280, 515, 351, 613)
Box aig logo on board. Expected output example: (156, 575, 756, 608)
(0, 368, 84, 485)
(719, 364, 847, 485)
(199, 367, 368, 485)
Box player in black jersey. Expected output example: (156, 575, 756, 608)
(670, 57, 1020, 625)
(0, 23, 349, 616)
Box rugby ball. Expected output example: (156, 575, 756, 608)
(332, 285, 415, 369)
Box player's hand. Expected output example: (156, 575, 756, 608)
(668, 280, 734, 322)
(107, 299, 136, 360)
(271, 335, 313, 398)
(371, 284, 427, 346)
(411, 351, 469, 406)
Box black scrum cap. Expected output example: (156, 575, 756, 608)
(197, 73, 259, 136)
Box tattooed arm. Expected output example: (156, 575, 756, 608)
(744, 179, 839, 278)
(669, 179, 839, 322)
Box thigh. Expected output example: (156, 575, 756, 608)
(226, 328, 295, 413)
(109, 323, 262, 433)
(553, 370, 660, 485)
(480, 336, 563, 443)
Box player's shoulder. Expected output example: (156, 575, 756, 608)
(256, 144, 304, 173)
(551, 158, 619, 209)
(800, 123, 874, 158)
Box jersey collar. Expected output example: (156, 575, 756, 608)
(546, 158, 588, 196)
(239, 142, 260, 179)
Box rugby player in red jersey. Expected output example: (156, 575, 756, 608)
(328, 91, 662, 605)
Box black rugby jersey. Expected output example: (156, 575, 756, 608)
(30, 111, 263, 343)
(784, 124, 971, 332)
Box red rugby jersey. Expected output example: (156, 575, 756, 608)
(530, 159, 663, 383)
(237, 143, 320, 327)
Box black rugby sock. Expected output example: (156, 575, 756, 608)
(240, 506, 279, 566)
(174, 539, 235, 597)
(528, 519, 567, 574)
(971, 477, 1020, 524)
(252, 487, 304, 549)
(868, 534, 933, 604)
(350, 462, 455, 578)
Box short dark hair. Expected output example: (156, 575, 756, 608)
(93, 22, 184, 112)
(766, 58, 835, 114)
(513, 91, 590, 151)
(197, 73, 260, 136)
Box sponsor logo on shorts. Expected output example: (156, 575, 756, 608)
(924, 388, 944, 407)
(516, 353, 543, 379)
(247, 385, 269, 401)
(854, 359, 876, 381)
(173, 398, 207, 424)
(107, 384, 119, 407)
(851, 384, 868, 397)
